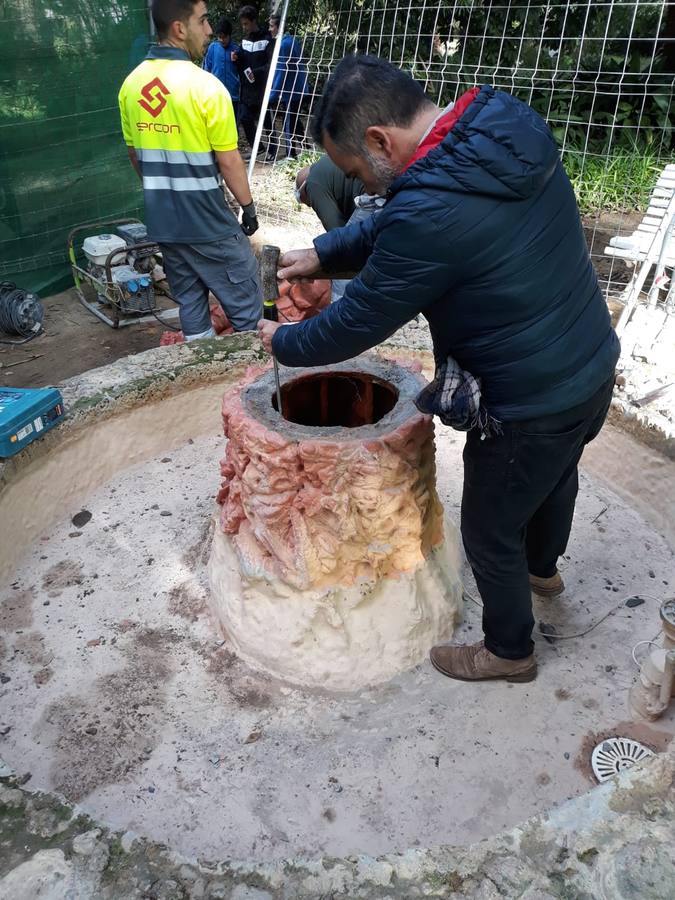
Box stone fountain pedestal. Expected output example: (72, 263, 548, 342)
(208, 354, 463, 690)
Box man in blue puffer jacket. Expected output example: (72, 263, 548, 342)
(203, 18, 241, 121)
(257, 56, 620, 685)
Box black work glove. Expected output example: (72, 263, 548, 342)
(241, 202, 259, 236)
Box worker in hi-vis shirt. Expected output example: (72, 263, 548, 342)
(118, 0, 262, 339)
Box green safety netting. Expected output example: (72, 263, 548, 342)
(0, 1, 152, 296)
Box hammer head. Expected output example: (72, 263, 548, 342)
(261, 244, 281, 303)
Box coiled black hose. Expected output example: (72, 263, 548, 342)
(0, 281, 44, 345)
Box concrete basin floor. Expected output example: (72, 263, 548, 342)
(1, 426, 673, 862)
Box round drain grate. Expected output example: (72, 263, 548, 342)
(591, 737, 654, 783)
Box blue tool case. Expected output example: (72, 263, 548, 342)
(0, 387, 65, 457)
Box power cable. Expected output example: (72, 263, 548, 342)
(0, 282, 44, 345)
(463, 589, 663, 641)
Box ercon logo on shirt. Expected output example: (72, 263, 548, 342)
(138, 77, 170, 117)
(136, 122, 181, 133)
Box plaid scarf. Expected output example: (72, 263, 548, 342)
(415, 355, 502, 440)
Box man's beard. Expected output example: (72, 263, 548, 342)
(364, 150, 400, 195)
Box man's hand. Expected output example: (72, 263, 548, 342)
(215, 150, 254, 212)
(127, 147, 141, 180)
(278, 248, 321, 282)
(241, 202, 259, 236)
(231, 51, 238, 61)
(257, 318, 283, 352)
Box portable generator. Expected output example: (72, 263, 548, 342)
(67, 218, 180, 329)
(0, 387, 65, 457)
(109, 264, 155, 314)
(115, 223, 158, 276)
(81, 233, 156, 314)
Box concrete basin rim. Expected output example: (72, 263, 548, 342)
(1, 745, 672, 890)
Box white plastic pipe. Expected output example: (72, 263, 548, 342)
(647, 214, 675, 306)
(617, 196, 675, 336)
(660, 650, 675, 706)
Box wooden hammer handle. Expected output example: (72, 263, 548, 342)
(260, 244, 281, 301)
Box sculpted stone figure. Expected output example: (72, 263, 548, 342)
(208, 355, 463, 690)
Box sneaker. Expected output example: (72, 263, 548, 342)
(429, 640, 537, 683)
(529, 570, 565, 598)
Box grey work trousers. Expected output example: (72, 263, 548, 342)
(160, 232, 262, 338)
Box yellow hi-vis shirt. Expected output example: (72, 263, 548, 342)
(118, 45, 239, 244)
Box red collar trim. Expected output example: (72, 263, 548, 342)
(404, 86, 480, 171)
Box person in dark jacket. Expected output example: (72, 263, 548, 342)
(202, 17, 240, 121)
(258, 55, 620, 685)
(233, 5, 276, 159)
(268, 14, 311, 159)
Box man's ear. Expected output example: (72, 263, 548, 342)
(171, 18, 187, 42)
(364, 126, 394, 160)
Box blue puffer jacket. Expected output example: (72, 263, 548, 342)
(203, 39, 240, 101)
(272, 86, 620, 421)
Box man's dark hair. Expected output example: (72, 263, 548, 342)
(269, 14, 280, 27)
(151, 0, 199, 40)
(216, 16, 233, 37)
(311, 55, 432, 153)
(238, 5, 258, 21)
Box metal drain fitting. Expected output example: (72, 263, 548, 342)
(591, 737, 654, 783)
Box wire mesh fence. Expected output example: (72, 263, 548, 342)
(0, 1, 673, 302)
(252, 0, 674, 305)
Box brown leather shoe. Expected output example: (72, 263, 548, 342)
(529, 570, 565, 598)
(430, 640, 537, 683)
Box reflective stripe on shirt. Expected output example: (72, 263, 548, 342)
(136, 148, 215, 166)
(142, 175, 220, 191)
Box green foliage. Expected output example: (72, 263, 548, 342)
(564, 146, 664, 213)
(0, 82, 45, 121)
(207, 1, 243, 29)
(207, 1, 275, 32)
(293, 0, 674, 158)
(277, 148, 323, 180)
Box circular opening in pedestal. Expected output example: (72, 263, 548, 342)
(273, 371, 399, 427)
